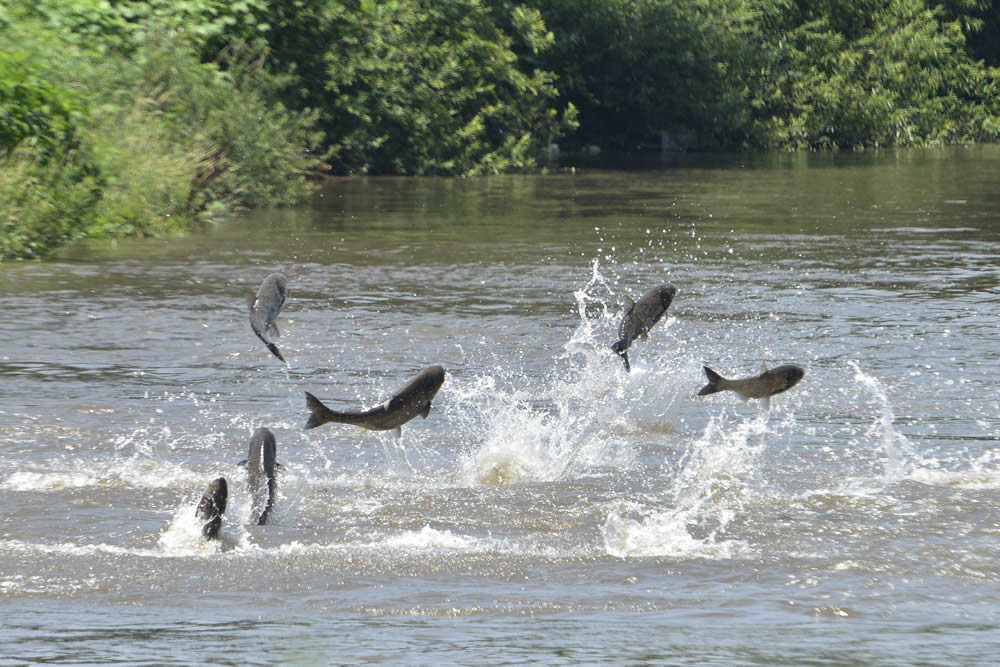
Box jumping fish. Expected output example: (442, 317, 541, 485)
(612, 283, 677, 372)
(239, 427, 278, 526)
(697, 364, 805, 409)
(194, 477, 228, 539)
(249, 273, 288, 363)
(304, 365, 446, 439)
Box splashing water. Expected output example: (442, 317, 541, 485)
(850, 361, 917, 481)
(602, 412, 769, 560)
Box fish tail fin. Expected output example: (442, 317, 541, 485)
(304, 391, 333, 429)
(266, 342, 286, 363)
(611, 341, 631, 372)
(697, 366, 726, 396)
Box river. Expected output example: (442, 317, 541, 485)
(2, 147, 999, 664)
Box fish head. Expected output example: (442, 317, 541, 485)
(655, 284, 678, 310)
(778, 364, 805, 391)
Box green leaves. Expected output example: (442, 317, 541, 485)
(0, 0, 318, 260)
(744, 0, 1000, 149)
(318, 0, 575, 175)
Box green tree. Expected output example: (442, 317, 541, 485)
(744, 0, 1000, 148)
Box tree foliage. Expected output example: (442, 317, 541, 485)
(3, 0, 1000, 259)
(1, 0, 318, 260)
(519, 0, 1000, 150)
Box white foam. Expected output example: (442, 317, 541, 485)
(602, 503, 752, 559)
(3, 471, 97, 491)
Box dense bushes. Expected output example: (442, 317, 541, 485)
(521, 0, 1000, 150)
(2, 0, 999, 259)
(1, 0, 318, 259)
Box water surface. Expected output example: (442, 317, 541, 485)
(2, 147, 999, 663)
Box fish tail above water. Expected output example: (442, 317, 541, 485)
(303, 391, 363, 430)
(697, 366, 727, 396)
(304, 391, 334, 429)
(612, 343, 631, 373)
(265, 342, 286, 363)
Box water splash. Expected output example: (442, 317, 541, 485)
(602, 413, 768, 560)
(850, 361, 916, 481)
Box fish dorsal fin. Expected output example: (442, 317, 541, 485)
(392, 427, 402, 440)
(623, 295, 636, 313)
(761, 363, 768, 374)
(267, 322, 280, 339)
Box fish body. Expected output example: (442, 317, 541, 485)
(249, 273, 288, 363)
(697, 364, 804, 408)
(304, 365, 446, 438)
(195, 477, 228, 539)
(612, 284, 677, 372)
(241, 427, 278, 526)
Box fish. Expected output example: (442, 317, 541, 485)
(304, 365, 446, 439)
(697, 363, 805, 409)
(194, 477, 228, 539)
(238, 427, 278, 526)
(248, 272, 288, 363)
(612, 283, 677, 372)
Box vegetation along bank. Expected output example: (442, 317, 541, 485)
(2, 0, 998, 259)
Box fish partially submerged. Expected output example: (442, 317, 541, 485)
(612, 283, 677, 372)
(238, 427, 279, 526)
(195, 477, 228, 539)
(697, 364, 805, 408)
(304, 365, 446, 439)
(249, 272, 288, 363)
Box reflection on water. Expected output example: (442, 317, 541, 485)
(2, 146, 999, 662)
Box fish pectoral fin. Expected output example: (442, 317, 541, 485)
(763, 396, 771, 410)
(267, 322, 281, 339)
(419, 401, 432, 419)
(623, 295, 635, 311)
(236, 459, 248, 467)
(392, 427, 402, 440)
(761, 363, 768, 373)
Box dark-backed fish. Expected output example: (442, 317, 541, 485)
(612, 283, 677, 372)
(195, 477, 228, 539)
(249, 272, 288, 363)
(697, 364, 805, 408)
(239, 427, 278, 525)
(304, 365, 446, 438)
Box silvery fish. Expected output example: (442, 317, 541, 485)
(194, 477, 228, 539)
(304, 365, 446, 439)
(249, 273, 288, 363)
(612, 284, 677, 372)
(697, 364, 805, 408)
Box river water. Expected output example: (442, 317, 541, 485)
(2, 147, 999, 664)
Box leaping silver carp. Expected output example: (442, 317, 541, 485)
(249, 272, 288, 363)
(612, 284, 677, 372)
(239, 427, 278, 526)
(194, 477, 228, 539)
(304, 365, 446, 439)
(697, 364, 804, 408)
